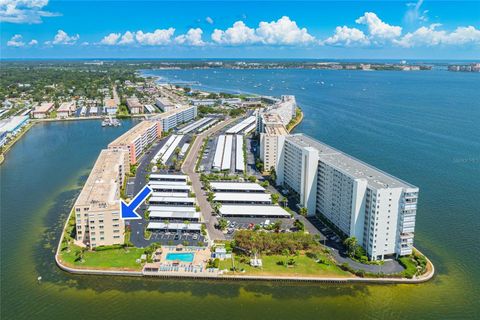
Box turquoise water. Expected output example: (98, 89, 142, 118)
(1, 69, 479, 319)
(166, 252, 195, 262)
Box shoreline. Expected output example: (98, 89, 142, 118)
(287, 109, 304, 133)
(0, 122, 35, 165)
(0, 115, 147, 165)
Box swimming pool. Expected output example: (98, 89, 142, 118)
(165, 252, 195, 262)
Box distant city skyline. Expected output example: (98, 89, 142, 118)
(1, 0, 479, 59)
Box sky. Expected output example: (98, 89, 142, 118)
(1, 0, 479, 59)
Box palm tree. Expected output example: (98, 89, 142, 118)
(74, 248, 86, 262)
(299, 207, 308, 217)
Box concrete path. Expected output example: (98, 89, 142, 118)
(182, 117, 239, 241)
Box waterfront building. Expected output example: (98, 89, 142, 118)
(276, 133, 419, 260)
(108, 120, 161, 165)
(155, 97, 176, 112)
(153, 105, 197, 131)
(31, 102, 55, 119)
(74, 149, 129, 249)
(57, 101, 76, 118)
(104, 98, 117, 115)
(264, 95, 296, 126)
(190, 99, 217, 106)
(0, 115, 29, 138)
(126, 97, 144, 114)
(257, 113, 289, 172)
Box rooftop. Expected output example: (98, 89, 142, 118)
(287, 133, 416, 189)
(109, 120, 157, 146)
(214, 192, 272, 203)
(152, 104, 196, 120)
(57, 101, 76, 112)
(34, 102, 54, 113)
(74, 149, 127, 210)
(149, 211, 201, 220)
(219, 205, 291, 217)
(148, 205, 196, 213)
(210, 182, 266, 192)
(104, 98, 116, 108)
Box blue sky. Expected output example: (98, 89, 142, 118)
(1, 1, 479, 59)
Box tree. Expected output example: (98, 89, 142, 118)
(299, 207, 308, 217)
(269, 166, 277, 183)
(273, 220, 282, 233)
(271, 193, 279, 204)
(218, 218, 228, 231)
(74, 248, 86, 262)
(293, 219, 305, 231)
(343, 237, 358, 258)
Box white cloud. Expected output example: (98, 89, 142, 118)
(135, 28, 175, 45)
(0, 0, 59, 24)
(356, 12, 402, 40)
(404, 0, 428, 25)
(205, 16, 214, 24)
(256, 16, 315, 45)
(444, 26, 480, 45)
(323, 26, 370, 47)
(118, 31, 135, 45)
(7, 34, 25, 47)
(396, 24, 480, 47)
(100, 33, 121, 45)
(211, 16, 315, 45)
(49, 29, 79, 45)
(175, 28, 205, 46)
(28, 39, 37, 45)
(212, 21, 259, 45)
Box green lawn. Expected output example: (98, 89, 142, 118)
(59, 244, 145, 271)
(219, 253, 351, 278)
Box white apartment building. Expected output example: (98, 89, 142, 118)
(153, 105, 197, 131)
(276, 134, 419, 260)
(258, 113, 289, 172)
(263, 95, 297, 127)
(155, 97, 176, 112)
(108, 120, 161, 165)
(74, 149, 129, 249)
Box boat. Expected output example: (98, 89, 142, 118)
(102, 115, 121, 127)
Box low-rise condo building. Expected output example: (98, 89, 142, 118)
(32, 102, 55, 119)
(104, 98, 117, 115)
(126, 97, 144, 114)
(57, 101, 76, 118)
(155, 97, 176, 112)
(108, 120, 161, 165)
(74, 149, 129, 249)
(276, 133, 419, 261)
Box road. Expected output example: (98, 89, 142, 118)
(182, 116, 239, 241)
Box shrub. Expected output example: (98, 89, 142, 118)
(355, 270, 366, 277)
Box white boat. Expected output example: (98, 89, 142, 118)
(102, 115, 121, 127)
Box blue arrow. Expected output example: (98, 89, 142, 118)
(121, 185, 152, 220)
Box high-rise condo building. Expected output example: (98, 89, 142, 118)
(276, 134, 418, 260)
(74, 149, 129, 249)
(108, 120, 161, 165)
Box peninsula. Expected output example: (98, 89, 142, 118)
(54, 74, 434, 284)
